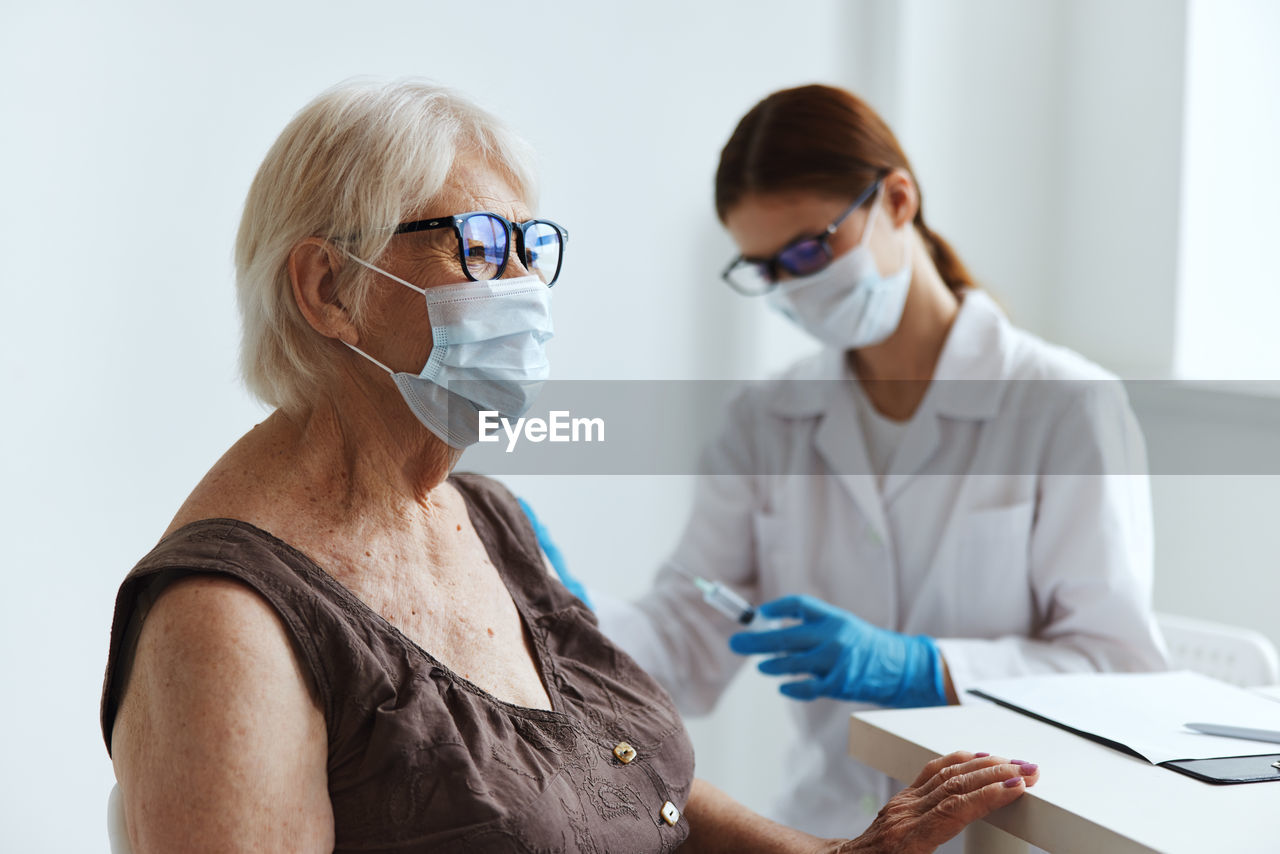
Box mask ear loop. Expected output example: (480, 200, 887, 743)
(336, 249, 429, 376)
(345, 251, 430, 296)
(885, 184, 913, 273)
(856, 184, 886, 249)
(859, 184, 912, 274)
(323, 251, 406, 376)
(343, 340, 395, 376)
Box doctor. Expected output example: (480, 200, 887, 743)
(594, 84, 1168, 840)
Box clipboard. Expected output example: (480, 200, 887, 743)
(969, 688, 1280, 784)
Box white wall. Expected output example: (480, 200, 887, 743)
(894, 0, 1072, 338)
(3, 2, 1278, 852)
(861, 0, 1189, 378)
(1053, 0, 1189, 378)
(1157, 0, 1280, 660)
(1175, 0, 1280, 379)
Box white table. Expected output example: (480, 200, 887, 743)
(1255, 684, 1280, 703)
(849, 693, 1280, 854)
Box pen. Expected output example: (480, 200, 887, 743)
(1184, 722, 1280, 745)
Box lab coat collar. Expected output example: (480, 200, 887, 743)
(794, 290, 1014, 529)
(879, 290, 1009, 501)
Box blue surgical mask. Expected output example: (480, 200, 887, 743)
(343, 255, 554, 448)
(765, 189, 912, 350)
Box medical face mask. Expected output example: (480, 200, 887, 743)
(765, 193, 913, 350)
(343, 255, 554, 448)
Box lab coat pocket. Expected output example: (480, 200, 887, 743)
(951, 501, 1035, 633)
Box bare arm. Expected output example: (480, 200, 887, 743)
(679, 778, 831, 853)
(111, 575, 334, 853)
(680, 752, 1039, 854)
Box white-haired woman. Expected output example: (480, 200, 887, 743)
(101, 80, 1039, 854)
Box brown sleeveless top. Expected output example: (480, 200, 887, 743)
(100, 474, 695, 853)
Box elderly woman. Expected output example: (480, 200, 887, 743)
(100, 80, 1039, 853)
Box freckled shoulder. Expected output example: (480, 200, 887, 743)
(110, 574, 333, 852)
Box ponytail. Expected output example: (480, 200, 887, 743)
(915, 217, 976, 295)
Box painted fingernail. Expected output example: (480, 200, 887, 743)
(974, 752, 991, 758)
(1003, 777, 1023, 788)
(1018, 763, 1038, 775)
(1010, 759, 1030, 765)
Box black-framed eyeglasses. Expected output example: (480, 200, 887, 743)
(721, 176, 884, 296)
(395, 211, 569, 286)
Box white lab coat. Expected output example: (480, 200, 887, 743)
(595, 291, 1168, 840)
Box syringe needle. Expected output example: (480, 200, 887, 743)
(668, 562, 700, 583)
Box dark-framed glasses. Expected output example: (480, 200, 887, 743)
(395, 211, 569, 286)
(721, 176, 883, 296)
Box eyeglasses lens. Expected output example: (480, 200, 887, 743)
(777, 239, 830, 277)
(460, 214, 509, 281)
(523, 222, 563, 285)
(725, 261, 774, 296)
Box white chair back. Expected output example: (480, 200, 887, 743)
(1157, 612, 1280, 687)
(107, 783, 133, 854)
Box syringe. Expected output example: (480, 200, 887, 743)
(670, 563, 758, 625)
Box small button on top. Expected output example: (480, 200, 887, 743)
(660, 801, 681, 826)
(613, 742, 637, 764)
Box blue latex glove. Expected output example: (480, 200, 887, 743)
(516, 497, 593, 610)
(728, 594, 946, 707)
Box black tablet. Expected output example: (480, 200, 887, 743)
(1161, 754, 1280, 785)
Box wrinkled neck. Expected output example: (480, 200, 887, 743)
(272, 370, 462, 521)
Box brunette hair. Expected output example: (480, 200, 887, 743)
(715, 84, 975, 294)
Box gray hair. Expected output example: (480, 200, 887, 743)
(234, 78, 539, 414)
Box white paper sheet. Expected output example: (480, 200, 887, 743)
(969, 671, 1280, 764)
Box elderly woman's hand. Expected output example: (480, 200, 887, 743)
(679, 752, 1037, 854)
(838, 751, 1039, 854)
